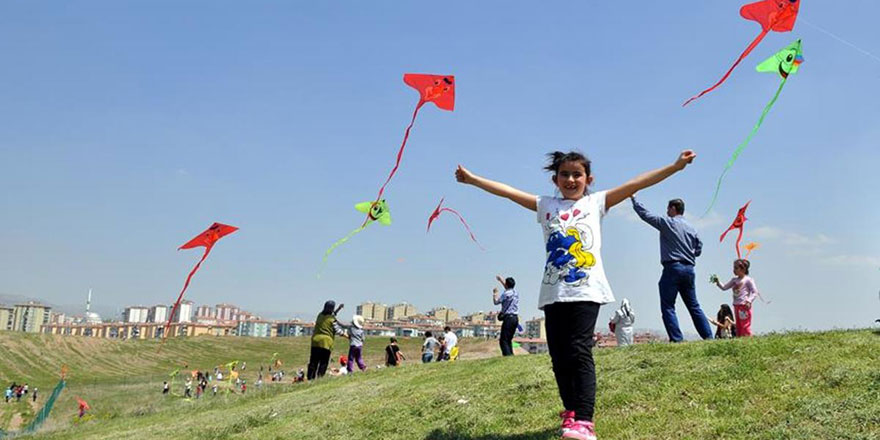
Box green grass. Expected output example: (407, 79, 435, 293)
(2, 330, 879, 439)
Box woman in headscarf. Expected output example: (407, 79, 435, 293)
(307, 300, 346, 380)
(609, 299, 636, 346)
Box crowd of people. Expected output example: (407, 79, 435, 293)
(4, 383, 36, 404)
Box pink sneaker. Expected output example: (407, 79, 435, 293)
(558, 410, 575, 433)
(561, 420, 597, 440)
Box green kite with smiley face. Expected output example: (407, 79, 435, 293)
(705, 40, 804, 215)
(319, 200, 392, 276)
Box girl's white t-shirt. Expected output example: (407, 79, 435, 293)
(536, 191, 615, 309)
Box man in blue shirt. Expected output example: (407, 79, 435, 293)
(493, 275, 520, 356)
(631, 196, 713, 342)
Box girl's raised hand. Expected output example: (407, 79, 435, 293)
(455, 165, 475, 184)
(674, 150, 697, 170)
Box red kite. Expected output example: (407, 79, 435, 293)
(164, 223, 238, 340)
(427, 197, 483, 250)
(683, 0, 800, 106)
(720, 201, 751, 259)
(367, 74, 455, 224)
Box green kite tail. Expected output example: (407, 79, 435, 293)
(318, 226, 367, 277)
(704, 78, 787, 216)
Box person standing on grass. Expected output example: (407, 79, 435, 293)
(631, 195, 713, 342)
(441, 326, 458, 361)
(307, 300, 346, 380)
(712, 259, 760, 337)
(422, 331, 439, 363)
(493, 275, 520, 357)
(184, 378, 193, 398)
(31, 387, 37, 403)
(385, 337, 405, 367)
(456, 149, 698, 440)
(608, 299, 636, 346)
(346, 315, 368, 373)
(5, 387, 11, 403)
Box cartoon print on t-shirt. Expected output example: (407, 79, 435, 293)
(542, 208, 596, 286)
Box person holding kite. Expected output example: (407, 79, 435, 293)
(456, 147, 698, 440)
(307, 301, 347, 380)
(630, 197, 714, 342)
(712, 259, 761, 337)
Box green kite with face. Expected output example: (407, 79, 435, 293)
(320, 200, 392, 276)
(705, 40, 804, 215)
(756, 39, 804, 78)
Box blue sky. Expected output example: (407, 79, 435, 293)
(1, 1, 878, 332)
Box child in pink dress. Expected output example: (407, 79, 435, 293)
(713, 259, 759, 336)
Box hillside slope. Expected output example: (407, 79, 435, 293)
(7, 330, 880, 439)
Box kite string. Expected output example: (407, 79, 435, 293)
(162, 247, 211, 345)
(800, 17, 880, 64)
(683, 28, 770, 106)
(439, 207, 485, 250)
(704, 78, 787, 215)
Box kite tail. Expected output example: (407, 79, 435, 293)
(683, 28, 770, 107)
(363, 101, 425, 226)
(704, 78, 787, 215)
(318, 226, 367, 277)
(440, 208, 485, 250)
(162, 248, 211, 344)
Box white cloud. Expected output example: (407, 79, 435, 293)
(750, 226, 836, 246)
(747, 226, 876, 268)
(824, 254, 880, 268)
(685, 211, 725, 229)
(607, 205, 642, 223)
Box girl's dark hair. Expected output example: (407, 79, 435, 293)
(734, 259, 751, 275)
(544, 151, 591, 176)
(717, 304, 734, 321)
(425, 331, 432, 337)
(505, 277, 516, 289)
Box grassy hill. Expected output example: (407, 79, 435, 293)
(2, 330, 878, 439)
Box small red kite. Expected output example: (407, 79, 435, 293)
(427, 197, 483, 250)
(164, 223, 238, 340)
(720, 201, 751, 259)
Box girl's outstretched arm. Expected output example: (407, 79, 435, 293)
(606, 150, 696, 209)
(455, 165, 537, 211)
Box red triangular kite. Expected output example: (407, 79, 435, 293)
(720, 201, 751, 259)
(164, 223, 238, 340)
(427, 197, 483, 250)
